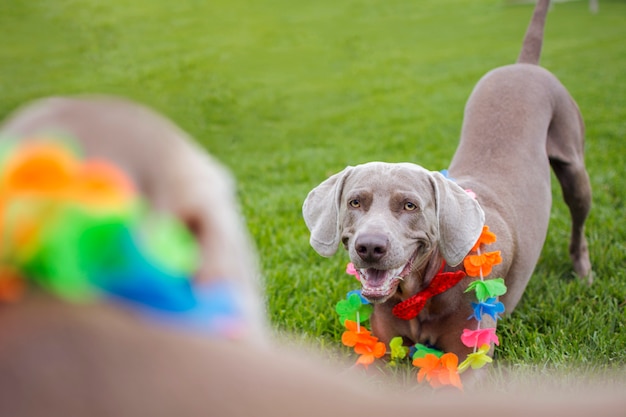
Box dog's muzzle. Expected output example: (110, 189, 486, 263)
(358, 256, 414, 303)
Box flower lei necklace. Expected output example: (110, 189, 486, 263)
(335, 201, 507, 391)
(0, 138, 245, 338)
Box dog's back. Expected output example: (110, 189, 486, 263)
(448, 0, 592, 310)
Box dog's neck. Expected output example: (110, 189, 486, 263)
(397, 247, 446, 302)
(392, 249, 467, 321)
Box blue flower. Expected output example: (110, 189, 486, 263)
(469, 297, 505, 321)
(439, 169, 456, 182)
(347, 289, 370, 305)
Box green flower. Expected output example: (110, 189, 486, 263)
(412, 343, 444, 360)
(335, 292, 372, 324)
(465, 278, 507, 301)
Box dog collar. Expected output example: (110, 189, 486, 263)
(391, 262, 466, 320)
(0, 138, 247, 339)
(335, 224, 507, 390)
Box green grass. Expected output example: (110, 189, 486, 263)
(2, 0, 625, 379)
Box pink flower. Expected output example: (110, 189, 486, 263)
(460, 327, 499, 348)
(346, 263, 360, 280)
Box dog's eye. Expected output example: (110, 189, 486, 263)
(349, 199, 360, 208)
(404, 202, 417, 211)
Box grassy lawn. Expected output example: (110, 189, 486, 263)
(2, 0, 625, 380)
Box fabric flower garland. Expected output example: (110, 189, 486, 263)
(334, 225, 507, 390)
(0, 138, 246, 338)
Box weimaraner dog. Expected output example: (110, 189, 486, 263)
(303, 0, 592, 362)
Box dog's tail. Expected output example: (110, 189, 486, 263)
(517, 0, 551, 65)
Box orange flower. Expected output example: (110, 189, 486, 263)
(413, 353, 441, 383)
(354, 341, 386, 366)
(0, 267, 25, 302)
(471, 225, 497, 252)
(341, 320, 375, 347)
(72, 159, 135, 208)
(413, 352, 463, 390)
(342, 320, 387, 368)
(463, 251, 502, 277)
(0, 142, 78, 198)
(428, 353, 463, 390)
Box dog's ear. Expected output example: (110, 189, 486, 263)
(429, 171, 485, 266)
(302, 167, 353, 257)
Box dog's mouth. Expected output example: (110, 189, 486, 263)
(358, 255, 414, 303)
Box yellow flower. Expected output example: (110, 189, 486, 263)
(389, 336, 409, 361)
(458, 344, 493, 373)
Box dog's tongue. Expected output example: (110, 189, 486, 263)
(364, 268, 388, 287)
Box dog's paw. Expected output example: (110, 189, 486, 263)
(570, 237, 592, 285)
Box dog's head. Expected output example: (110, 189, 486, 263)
(303, 162, 484, 303)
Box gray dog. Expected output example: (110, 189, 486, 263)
(303, 0, 591, 363)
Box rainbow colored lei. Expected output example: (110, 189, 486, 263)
(336, 222, 506, 390)
(0, 138, 245, 337)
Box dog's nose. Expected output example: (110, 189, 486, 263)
(355, 233, 389, 263)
